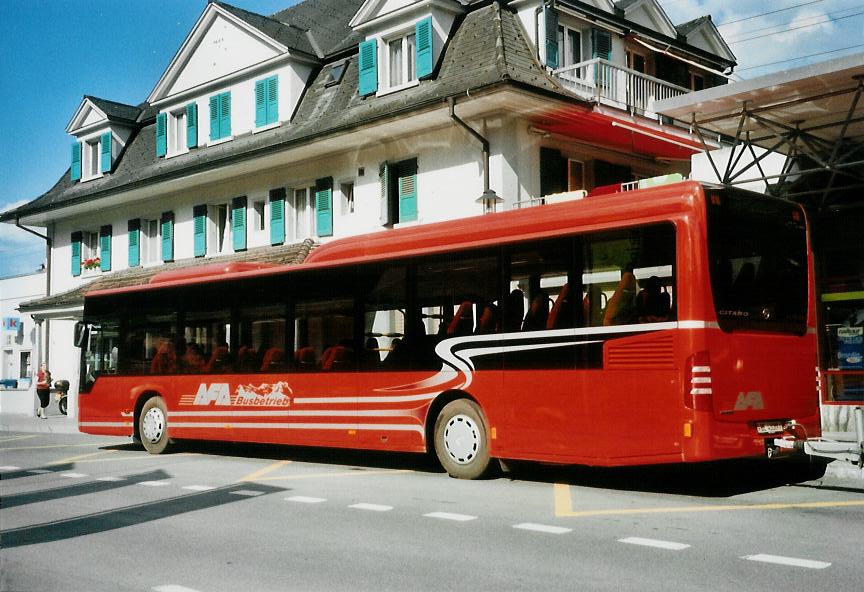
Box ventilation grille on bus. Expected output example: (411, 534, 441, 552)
(605, 333, 675, 369)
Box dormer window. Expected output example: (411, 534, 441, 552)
(156, 103, 197, 157)
(70, 132, 113, 182)
(358, 17, 434, 97)
(84, 140, 100, 179)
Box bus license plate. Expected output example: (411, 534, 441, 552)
(756, 422, 786, 435)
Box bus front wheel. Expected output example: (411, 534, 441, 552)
(434, 399, 493, 479)
(139, 396, 171, 454)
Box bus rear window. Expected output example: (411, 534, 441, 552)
(707, 189, 808, 335)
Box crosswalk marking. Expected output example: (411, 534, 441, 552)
(59, 472, 88, 479)
(618, 537, 691, 550)
(182, 485, 215, 491)
(138, 480, 171, 487)
(95, 476, 126, 482)
(513, 523, 572, 534)
(349, 503, 394, 512)
(423, 512, 477, 522)
(743, 554, 831, 569)
(285, 496, 327, 504)
(230, 489, 266, 497)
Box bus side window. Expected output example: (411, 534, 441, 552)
(584, 223, 676, 326)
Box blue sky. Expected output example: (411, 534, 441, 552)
(1, 0, 862, 277)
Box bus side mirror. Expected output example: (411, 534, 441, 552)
(74, 322, 89, 348)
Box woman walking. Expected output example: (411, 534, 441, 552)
(35, 364, 51, 419)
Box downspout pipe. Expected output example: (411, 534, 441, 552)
(448, 96, 498, 209)
(16, 217, 51, 369)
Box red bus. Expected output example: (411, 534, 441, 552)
(76, 181, 820, 478)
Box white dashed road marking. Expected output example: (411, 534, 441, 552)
(152, 585, 203, 592)
(618, 537, 691, 551)
(285, 496, 327, 504)
(742, 554, 831, 569)
(423, 512, 478, 522)
(230, 489, 265, 497)
(27, 469, 52, 474)
(0, 466, 21, 471)
(513, 523, 572, 535)
(95, 476, 126, 482)
(349, 503, 394, 512)
(182, 485, 215, 491)
(139, 480, 172, 487)
(60, 472, 88, 479)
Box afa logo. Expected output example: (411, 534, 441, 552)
(734, 391, 765, 411)
(192, 383, 231, 405)
(190, 382, 292, 407)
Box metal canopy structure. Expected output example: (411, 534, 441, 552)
(655, 53, 864, 210)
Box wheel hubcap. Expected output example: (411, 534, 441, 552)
(443, 414, 480, 465)
(142, 407, 165, 443)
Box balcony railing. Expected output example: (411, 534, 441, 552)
(553, 58, 689, 116)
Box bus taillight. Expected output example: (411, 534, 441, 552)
(686, 351, 713, 411)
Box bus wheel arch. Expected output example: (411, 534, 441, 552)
(135, 392, 172, 454)
(428, 392, 495, 479)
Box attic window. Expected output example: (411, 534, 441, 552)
(325, 62, 347, 87)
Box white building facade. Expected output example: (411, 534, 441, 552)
(1, 0, 735, 418)
(0, 270, 46, 414)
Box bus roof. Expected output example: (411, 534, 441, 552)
(86, 181, 704, 299)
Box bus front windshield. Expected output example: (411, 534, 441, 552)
(706, 189, 808, 335)
(79, 318, 120, 391)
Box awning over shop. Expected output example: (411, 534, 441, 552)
(532, 107, 705, 161)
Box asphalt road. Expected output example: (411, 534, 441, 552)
(1, 431, 862, 592)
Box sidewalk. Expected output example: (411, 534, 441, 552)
(0, 410, 81, 435)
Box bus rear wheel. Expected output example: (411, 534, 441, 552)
(434, 399, 493, 479)
(139, 396, 171, 454)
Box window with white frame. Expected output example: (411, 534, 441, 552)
(557, 25, 582, 70)
(387, 31, 417, 89)
(287, 187, 313, 242)
(83, 140, 100, 180)
(253, 200, 266, 233)
(340, 182, 355, 216)
(168, 109, 187, 156)
(210, 204, 232, 255)
(142, 219, 160, 265)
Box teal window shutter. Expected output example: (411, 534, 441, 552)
(415, 17, 433, 78)
(161, 212, 174, 262)
(99, 225, 112, 272)
(193, 204, 207, 257)
(127, 219, 140, 267)
(156, 113, 167, 156)
(315, 177, 333, 237)
(592, 29, 612, 60)
(269, 188, 286, 245)
(209, 95, 220, 140)
(358, 39, 378, 96)
(220, 92, 232, 138)
(266, 76, 278, 124)
(398, 160, 418, 223)
(232, 196, 247, 251)
(100, 132, 112, 173)
(255, 79, 266, 127)
(544, 6, 559, 69)
(71, 142, 82, 182)
(71, 231, 82, 277)
(186, 103, 198, 149)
